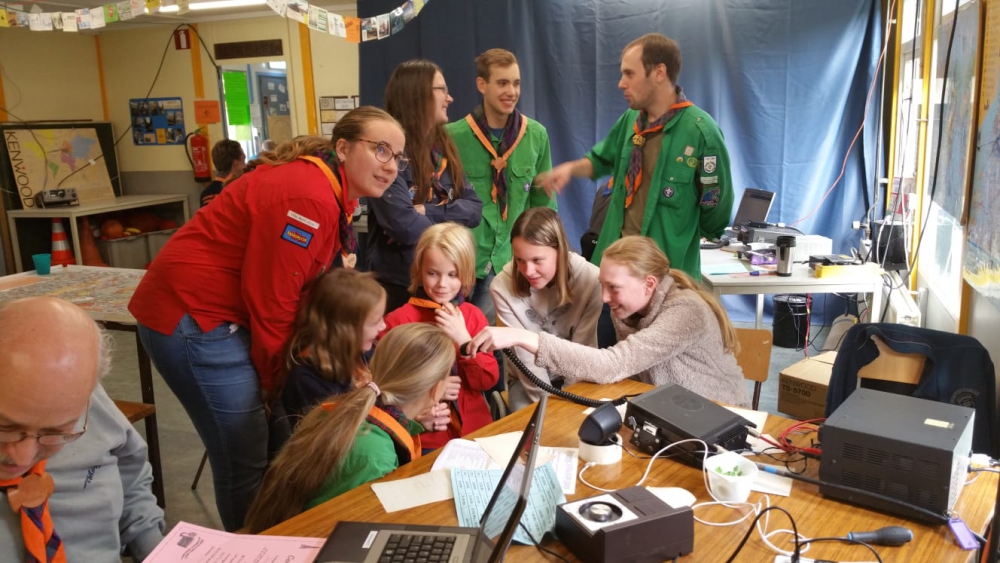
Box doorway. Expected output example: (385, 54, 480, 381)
(218, 60, 292, 158)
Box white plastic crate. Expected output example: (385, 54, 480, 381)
(145, 228, 179, 262)
(96, 235, 149, 269)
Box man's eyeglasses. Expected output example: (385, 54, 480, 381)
(0, 408, 89, 447)
(359, 139, 409, 172)
(432, 86, 450, 96)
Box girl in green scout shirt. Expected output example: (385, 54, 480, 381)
(244, 323, 454, 532)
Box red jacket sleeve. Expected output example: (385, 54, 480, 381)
(457, 304, 499, 391)
(242, 199, 339, 392)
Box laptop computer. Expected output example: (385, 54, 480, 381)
(314, 395, 548, 563)
(731, 188, 775, 229)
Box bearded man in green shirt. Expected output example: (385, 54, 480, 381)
(446, 48, 556, 322)
(539, 33, 733, 280)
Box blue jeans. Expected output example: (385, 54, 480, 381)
(469, 271, 497, 324)
(137, 315, 290, 531)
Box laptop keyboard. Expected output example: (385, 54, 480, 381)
(379, 534, 457, 563)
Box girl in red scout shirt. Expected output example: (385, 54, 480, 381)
(128, 107, 407, 532)
(281, 268, 387, 426)
(245, 324, 454, 532)
(380, 222, 500, 452)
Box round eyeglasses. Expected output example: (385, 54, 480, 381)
(359, 139, 409, 172)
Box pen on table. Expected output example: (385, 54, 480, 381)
(749, 270, 776, 276)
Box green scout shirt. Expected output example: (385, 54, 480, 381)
(306, 417, 424, 510)
(447, 116, 556, 278)
(586, 105, 734, 280)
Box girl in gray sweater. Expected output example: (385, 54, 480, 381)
(470, 236, 749, 407)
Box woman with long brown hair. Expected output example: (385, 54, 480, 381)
(471, 236, 749, 407)
(129, 106, 407, 531)
(245, 323, 455, 532)
(367, 59, 483, 312)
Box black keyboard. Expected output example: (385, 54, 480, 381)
(378, 533, 457, 563)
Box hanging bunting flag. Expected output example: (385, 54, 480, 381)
(329, 13, 345, 37)
(145, 0, 160, 14)
(129, 0, 143, 16)
(62, 11, 77, 30)
(104, 3, 119, 22)
(285, 0, 306, 23)
(389, 6, 403, 35)
(75, 8, 90, 29)
(344, 16, 360, 43)
(117, 1, 132, 20)
(90, 7, 106, 27)
(52, 11, 63, 29)
(265, 0, 286, 16)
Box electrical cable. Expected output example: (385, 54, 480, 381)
(518, 526, 570, 563)
(724, 506, 801, 563)
(797, 537, 884, 563)
(502, 348, 630, 408)
(791, 0, 897, 227)
(0, 106, 56, 197)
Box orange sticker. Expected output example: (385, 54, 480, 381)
(193, 100, 221, 124)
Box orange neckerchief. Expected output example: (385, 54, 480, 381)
(0, 460, 67, 563)
(623, 100, 693, 208)
(321, 403, 421, 461)
(426, 156, 451, 206)
(464, 114, 529, 220)
(298, 155, 357, 268)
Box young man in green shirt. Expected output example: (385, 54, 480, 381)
(539, 33, 734, 280)
(446, 49, 556, 322)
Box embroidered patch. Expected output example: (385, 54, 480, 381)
(675, 156, 684, 163)
(663, 186, 675, 198)
(524, 182, 531, 192)
(281, 223, 313, 248)
(287, 210, 320, 229)
(686, 157, 699, 168)
(700, 176, 719, 185)
(952, 388, 980, 409)
(703, 155, 717, 174)
(684, 145, 695, 156)
(700, 187, 721, 208)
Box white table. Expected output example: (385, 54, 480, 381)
(7, 194, 189, 272)
(700, 248, 884, 329)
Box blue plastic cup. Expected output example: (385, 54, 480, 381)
(32, 253, 52, 275)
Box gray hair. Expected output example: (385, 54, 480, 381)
(97, 325, 114, 380)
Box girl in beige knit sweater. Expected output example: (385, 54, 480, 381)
(469, 236, 749, 407)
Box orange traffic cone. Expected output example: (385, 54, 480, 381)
(51, 218, 76, 267)
(78, 217, 108, 267)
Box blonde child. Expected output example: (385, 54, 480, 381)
(246, 323, 455, 532)
(381, 222, 499, 451)
(281, 268, 387, 423)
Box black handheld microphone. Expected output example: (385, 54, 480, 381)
(846, 526, 913, 546)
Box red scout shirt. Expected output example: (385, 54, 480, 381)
(129, 159, 351, 392)
(380, 301, 499, 450)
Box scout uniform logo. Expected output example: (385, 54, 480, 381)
(663, 187, 675, 198)
(281, 224, 313, 248)
(686, 157, 698, 168)
(703, 155, 717, 174)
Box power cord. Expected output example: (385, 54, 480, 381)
(517, 525, 570, 563)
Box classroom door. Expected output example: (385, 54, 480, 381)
(258, 74, 292, 144)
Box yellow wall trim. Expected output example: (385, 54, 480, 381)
(95, 36, 110, 121)
(189, 24, 205, 100)
(298, 23, 317, 135)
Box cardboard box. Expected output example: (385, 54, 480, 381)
(778, 351, 837, 420)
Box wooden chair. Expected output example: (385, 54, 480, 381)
(735, 328, 773, 410)
(112, 400, 164, 507)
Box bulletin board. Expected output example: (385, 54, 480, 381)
(965, 0, 1000, 306)
(129, 97, 186, 145)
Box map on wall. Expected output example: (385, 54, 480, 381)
(929, 1, 980, 223)
(4, 127, 115, 208)
(965, 0, 1000, 305)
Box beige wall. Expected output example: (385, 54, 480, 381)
(0, 7, 359, 174)
(0, 28, 105, 122)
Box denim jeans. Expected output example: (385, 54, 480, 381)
(137, 315, 290, 531)
(469, 271, 496, 325)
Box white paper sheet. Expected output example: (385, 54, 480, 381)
(751, 464, 793, 496)
(371, 469, 454, 512)
(432, 438, 502, 471)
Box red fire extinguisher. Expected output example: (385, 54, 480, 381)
(190, 130, 211, 182)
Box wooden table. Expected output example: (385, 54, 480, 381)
(0, 265, 164, 508)
(263, 381, 996, 562)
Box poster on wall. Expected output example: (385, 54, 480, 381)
(129, 97, 186, 145)
(318, 95, 358, 137)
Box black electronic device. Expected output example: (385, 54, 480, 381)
(34, 188, 79, 208)
(873, 220, 908, 271)
(819, 389, 974, 523)
(808, 254, 857, 268)
(579, 401, 623, 446)
(555, 486, 694, 563)
(623, 384, 754, 467)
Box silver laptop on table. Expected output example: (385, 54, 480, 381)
(314, 395, 547, 563)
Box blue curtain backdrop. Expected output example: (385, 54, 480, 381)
(358, 0, 883, 323)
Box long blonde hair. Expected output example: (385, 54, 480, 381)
(409, 222, 477, 297)
(602, 236, 739, 355)
(286, 269, 385, 386)
(510, 207, 573, 307)
(246, 324, 455, 532)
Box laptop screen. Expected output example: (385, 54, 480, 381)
(472, 395, 547, 562)
(732, 188, 774, 227)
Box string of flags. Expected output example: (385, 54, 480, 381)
(0, 0, 428, 42)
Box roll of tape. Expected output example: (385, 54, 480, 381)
(579, 435, 623, 465)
